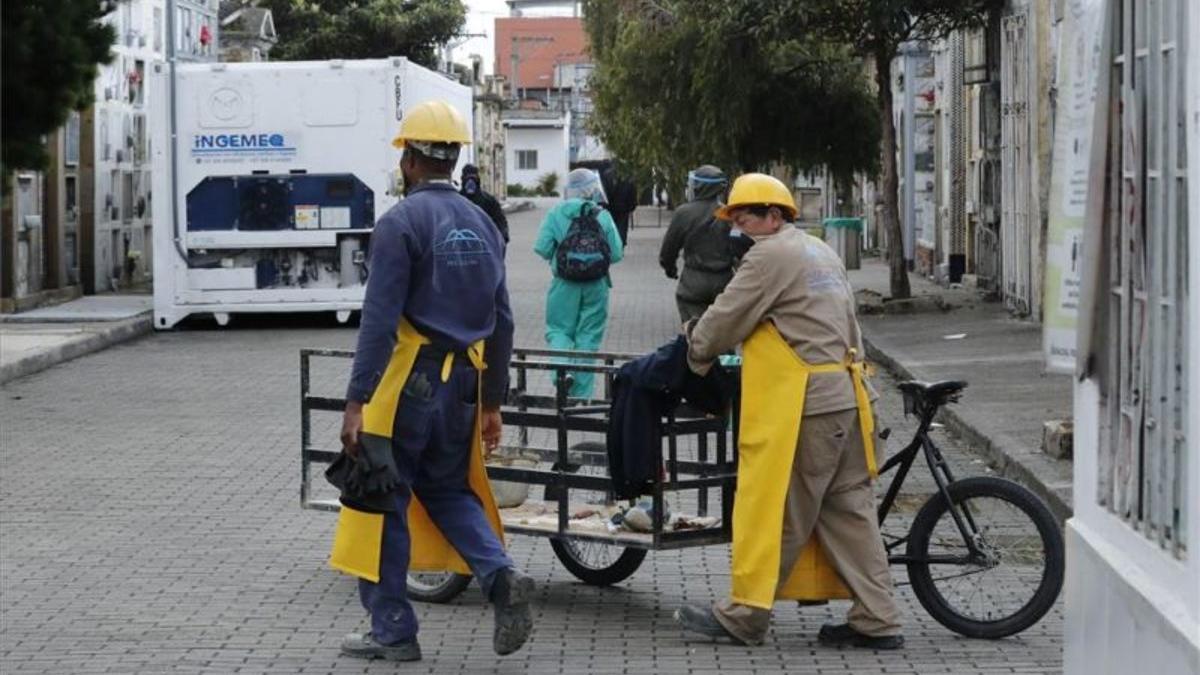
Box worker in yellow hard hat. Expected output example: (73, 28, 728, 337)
(333, 99, 534, 662)
(674, 173, 903, 649)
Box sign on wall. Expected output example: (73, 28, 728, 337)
(1043, 0, 1105, 374)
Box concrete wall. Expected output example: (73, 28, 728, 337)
(504, 124, 569, 191)
(1065, 386, 1200, 675)
(1064, 6, 1200, 664)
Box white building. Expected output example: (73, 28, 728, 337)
(502, 109, 570, 194)
(1064, 1, 1198, 673)
(84, 0, 218, 294)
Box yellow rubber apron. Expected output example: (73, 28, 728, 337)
(329, 318, 505, 582)
(730, 322, 877, 608)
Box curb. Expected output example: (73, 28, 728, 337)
(0, 314, 154, 386)
(864, 337, 1074, 525)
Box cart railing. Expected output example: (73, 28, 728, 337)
(300, 346, 738, 550)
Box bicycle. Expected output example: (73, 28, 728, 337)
(875, 379, 1064, 638)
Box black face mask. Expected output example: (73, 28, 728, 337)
(728, 228, 756, 259)
(462, 176, 480, 195)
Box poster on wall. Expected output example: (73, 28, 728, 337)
(1043, 0, 1105, 374)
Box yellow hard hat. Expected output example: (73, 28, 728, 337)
(391, 100, 472, 149)
(714, 173, 797, 221)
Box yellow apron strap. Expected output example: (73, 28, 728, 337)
(846, 349, 878, 478)
(796, 348, 878, 479)
(441, 341, 487, 383)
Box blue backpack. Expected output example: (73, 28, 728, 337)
(555, 203, 612, 282)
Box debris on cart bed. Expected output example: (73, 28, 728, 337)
(499, 500, 720, 539)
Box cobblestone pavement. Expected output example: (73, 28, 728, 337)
(0, 206, 1063, 673)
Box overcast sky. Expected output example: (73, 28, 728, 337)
(451, 0, 576, 74)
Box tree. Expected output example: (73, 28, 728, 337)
(260, 0, 466, 67)
(797, 0, 1002, 299)
(2, 0, 115, 173)
(581, 0, 881, 200)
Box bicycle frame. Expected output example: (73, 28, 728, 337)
(875, 404, 988, 567)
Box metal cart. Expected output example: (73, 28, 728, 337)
(300, 346, 738, 601)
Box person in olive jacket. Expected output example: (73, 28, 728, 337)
(659, 165, 734, 323)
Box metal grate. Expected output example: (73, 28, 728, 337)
(1098, 0, 1189, 558)
(1000, 10, 1034, 316)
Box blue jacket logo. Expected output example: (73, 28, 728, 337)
(434, 229, 489, 267)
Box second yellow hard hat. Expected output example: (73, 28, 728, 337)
(714, 173, 797, 221)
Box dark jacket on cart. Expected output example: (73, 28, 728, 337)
(606, 336, 731, 499)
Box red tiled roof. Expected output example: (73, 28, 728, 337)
(494, 17, 589, 89)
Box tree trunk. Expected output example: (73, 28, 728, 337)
(873, 49, 912, 299)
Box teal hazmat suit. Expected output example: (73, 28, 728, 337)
(533, 169, 625, 399)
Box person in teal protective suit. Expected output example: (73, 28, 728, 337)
(533, 168, 625, 399)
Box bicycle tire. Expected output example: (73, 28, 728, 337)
(406, 572, 473, 603)
(906, 476, 1064, 638)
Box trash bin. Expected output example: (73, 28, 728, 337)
(822, 217, 863, 270)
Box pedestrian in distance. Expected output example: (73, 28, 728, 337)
(335, 99, 534, 662)
(601, 163, 639, 247)
(460, 163, 510, 245)
(659, 165, 735, 323)
(674, 173, 904, 650)
(533, 168, 625, 399)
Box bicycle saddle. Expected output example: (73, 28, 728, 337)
(897, 380, 968, 406)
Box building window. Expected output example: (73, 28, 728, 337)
(153, 7, 163, 51)
(65, 176, 78, 220)
(64, 112, 80, 165)
(131, 61, 145, 106)
(133, 114, 146, 163)
(122, 172, 134, 223)
(517, 150, 538, 171)
(99, 110, 111, 161)
(108, 169, 120, 221)
(1094, 0, 1189, 557)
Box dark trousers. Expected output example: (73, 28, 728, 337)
(613, 210, 631, 246)
(358, 356, 513, 644)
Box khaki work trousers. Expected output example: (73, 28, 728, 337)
(713, 408, 902, 644)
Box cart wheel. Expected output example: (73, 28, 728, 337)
(544, 441, 647, 586)
(407, 572, 472, 603)
(549, 537, 647, 586)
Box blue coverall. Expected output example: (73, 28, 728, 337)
(533, 198, 624, 399)
(346, 181, 515, 645)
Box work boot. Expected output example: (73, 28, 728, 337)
(817, 623, 905, 650)
(674, 604, 747, 645)
(491, 568, 535, 655)
(340, 632, 422, 661)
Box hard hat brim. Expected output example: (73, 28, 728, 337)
(392, 136, 472, 149)
(714, 203, 798, 221)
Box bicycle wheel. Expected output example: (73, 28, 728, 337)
(407, 572, 472, 603)
(544, 441, 648, 586)
(906, 476, 1064, 638)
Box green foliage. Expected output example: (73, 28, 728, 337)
(261, 0, 466, 66)
(2, 0, 116, 173)
(793, 0, 1002, 300)
(796, 0, 1001, 56)
(537, 171, 560, 197)
(508, 177, 559, 198)
(582, 0, 881, 193)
